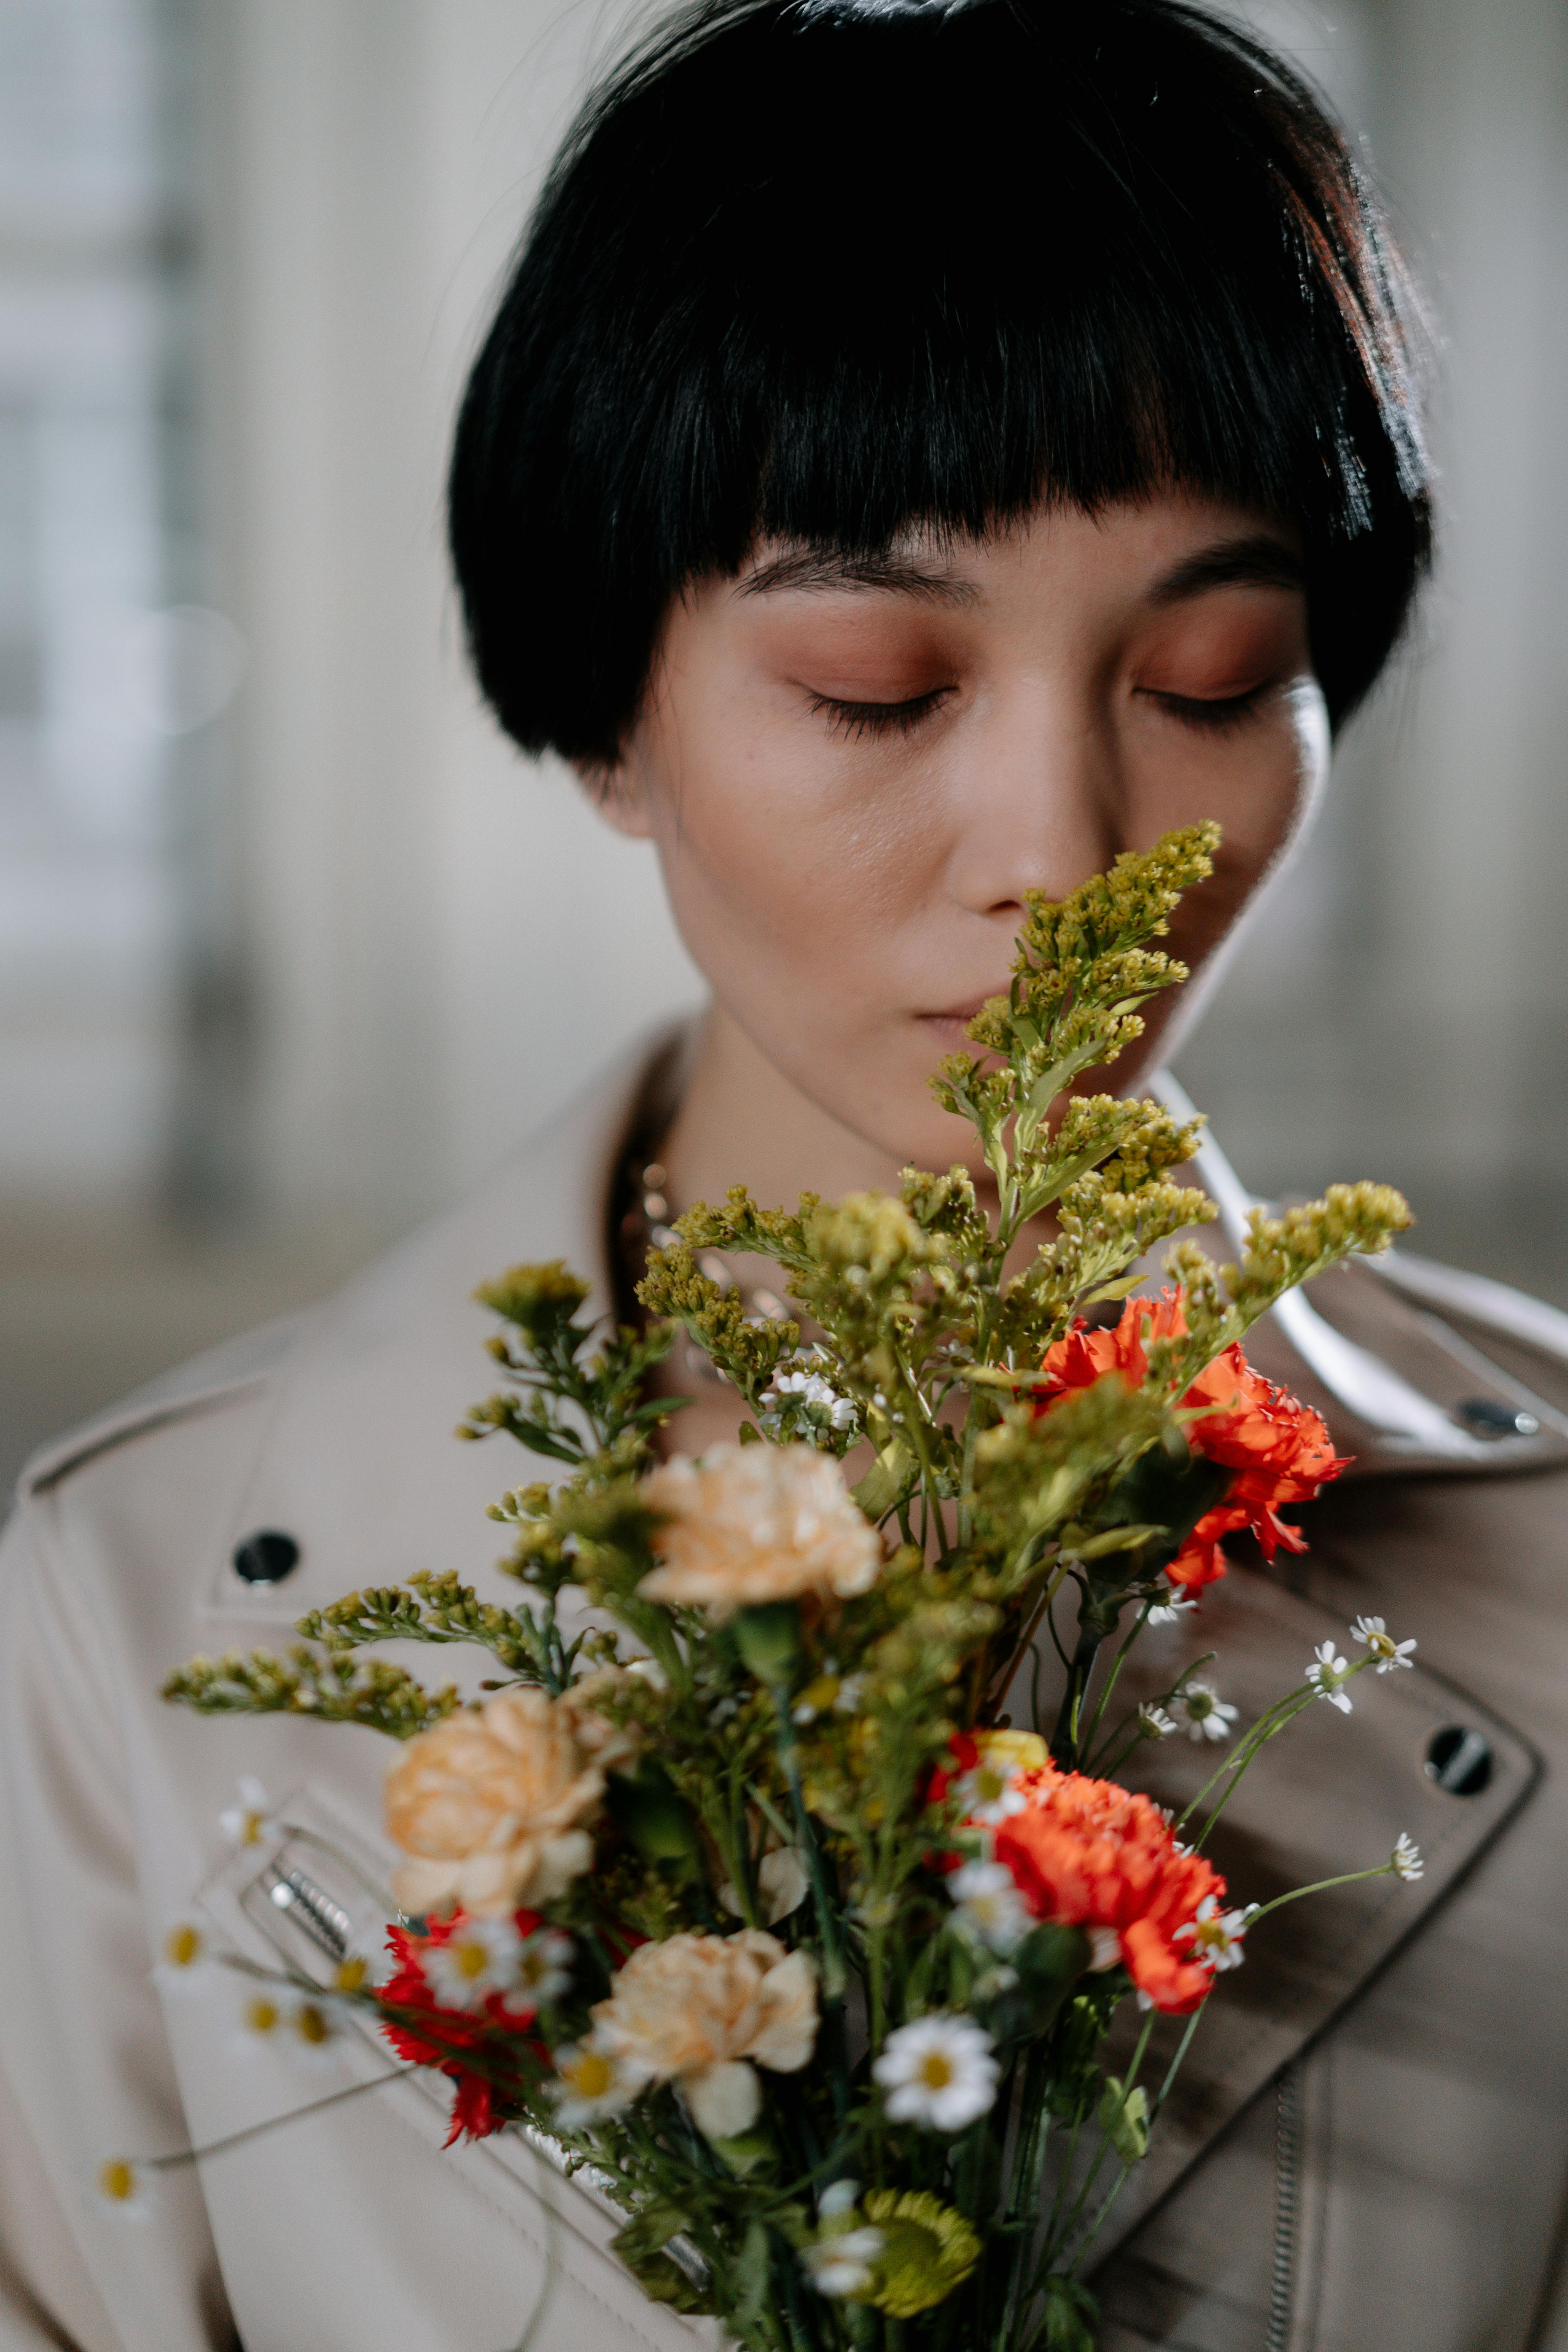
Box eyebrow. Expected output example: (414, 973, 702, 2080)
(738, 548, 980, 607)
(1147, 532, 1306, 604)
(738, 528, 1304, 611)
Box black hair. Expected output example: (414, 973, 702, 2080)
(449, 0, 1432, 765)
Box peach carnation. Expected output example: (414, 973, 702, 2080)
(640, 1442, 881, 1618)
(1037, 1296, 1347, 1590)
(385, 1683, 618, 1919)
(988, 1759, 1235, 2015)
(590, 1928, 818, 2138)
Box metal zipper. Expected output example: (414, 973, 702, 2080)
(1266, 2064, 1302, 2352)
(248, 1851, 710, 2293)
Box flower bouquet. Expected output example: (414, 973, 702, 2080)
(155, 823, 1421, 2349)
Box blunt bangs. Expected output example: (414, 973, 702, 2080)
(449, 0, 1433, 764)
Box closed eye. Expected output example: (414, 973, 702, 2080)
(1145, 686, 1267, 734)
(807, 687, 951, 740)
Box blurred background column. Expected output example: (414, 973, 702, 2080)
(0, 0, 1563, 1497)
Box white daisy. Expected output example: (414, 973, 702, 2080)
(153, 1920, 213, 1995)
(802, 2228, 885, 2298)
(1306, 1640, 1354, 1713)
(1176, 1682, 1238, 1743)
(95, 2157, 156, 2220)
(235, 1986, 340, 2064)
(1351, 1616, 1417, 1674)
(514, 1927, 575, 2007)
(548, 2038, 648, 2129)
(760, 1355, 858, 1434)
(873, 2013, 999, 2131)
(1085, 1925, 1123, 1972)
(1176, 1894, 1251, 1973)
(954, 1760, 1029, 1827)
(819, 2180, 861, 2219)
(219, 1776, 276, 1848)
(423, 1916, 525, 2011)
(1139, 1704, 1178, 1740)
(327, 1945, 391, 1999)
(1391, 1833, 1425, 1882)
(1147, 1586, 1197, 1626)
(948, 1859, 1033, 1955)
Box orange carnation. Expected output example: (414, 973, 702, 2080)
(1036, 1295, 1347, 1590)
(991, 1763, 1232, 2014)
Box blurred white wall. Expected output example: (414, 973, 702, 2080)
(1180, 0, 1568, 1273)
(194, 0, 702, 1234)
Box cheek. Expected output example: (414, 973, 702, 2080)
(1128, 679, 1326, 863)
(643, 704, 944, 963)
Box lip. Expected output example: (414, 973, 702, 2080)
(917, 993, 1008, 1028)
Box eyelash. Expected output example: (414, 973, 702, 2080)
(1149, 687, 1267, 735)
(807, 682, 1267, 740)
(807, 689, 949, 740)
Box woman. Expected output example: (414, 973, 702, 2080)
(3, 2, 1568, 2347)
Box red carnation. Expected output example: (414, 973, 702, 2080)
(1036, 1295, 1347, 1590)
(377, 1909, 546, 2145)
(991, 1762, 1240, 2014)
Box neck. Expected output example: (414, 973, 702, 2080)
(657, 1004, 905, 1219)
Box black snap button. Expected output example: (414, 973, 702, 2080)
(1457, 1396, 1540, 1440)
(1425, 1724, 1493, 1796)
(232, 1529, 301, 1586)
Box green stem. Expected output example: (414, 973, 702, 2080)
(133, 2067, 404, 2175)
(1244, 1860, 1401, 1927)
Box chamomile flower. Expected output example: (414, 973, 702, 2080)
(947, 1859, 1032, 1955)
(422, 1916, 525, 2011)
(328, 1946, 390, 1999)
(548, 2039, 648, 2129)
(153, 1920, 213, 1995)
(873, 2014, 999, 2131)
(219, 1776, 275, 1848)
(235, 1985, 339, 2062)
(1085, 1925, 1124, 1972)
(760, 1353, 858, 1435)
(1146, 1586, 1197, 1626)
(1306, 1640, 1354, 1713)
(1175, 1894, 1251, 1973)
(1139, 1704, 1178, 1740)
(1391, 1832, 1425, 1882)
(953, 1760, 1029, 1828)
(95, 2157, 156, 2220)
(819, 2179, 861, 2220)
(801, 2228, 885, 2298)
(1352, 1616, 1417, 1674)
(1175, 1682, 1238, 1743)
(514, 1927, 575, 2007)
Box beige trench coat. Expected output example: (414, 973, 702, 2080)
(3, 1036, 1568, 2352)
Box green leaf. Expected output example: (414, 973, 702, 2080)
(1041, 2274, 1100, 2350)
(731, 1601, 802, 1687)
(605, 1763, 704, 1863)
(1097, 2074, 1150, 2164)
(729, 2219, 771, 2339)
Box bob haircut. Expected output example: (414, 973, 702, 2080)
(449, 0, 1432, 767)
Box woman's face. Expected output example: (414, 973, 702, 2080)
(601, 494, 1327, 1177)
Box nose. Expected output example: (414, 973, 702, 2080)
(939, 684, 1119, 923)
